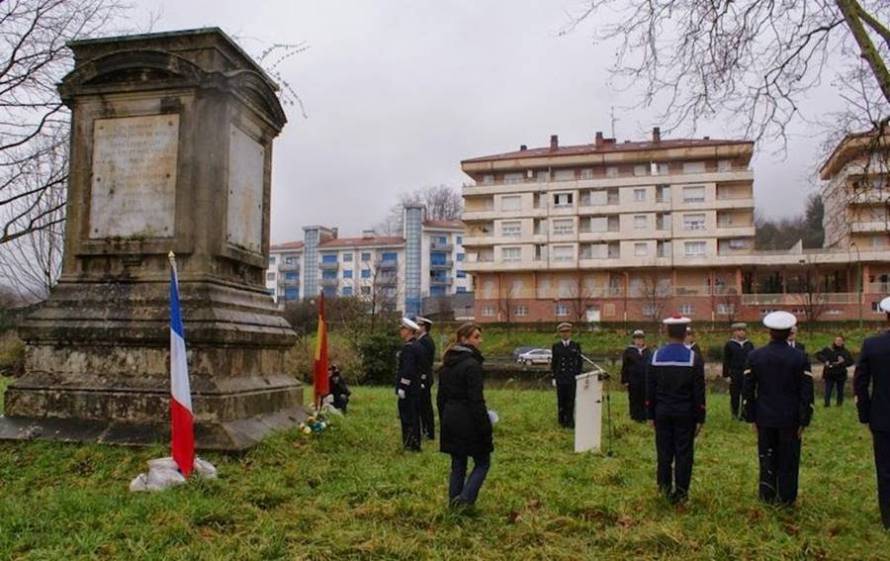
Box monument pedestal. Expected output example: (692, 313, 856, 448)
(0, 29, 305, 450)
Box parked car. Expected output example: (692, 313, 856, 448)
(511, 346, 537, 362)
(517, 348, 552, 365)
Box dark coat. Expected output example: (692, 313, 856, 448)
(815, 345, 854, 381)
(395, 338, 420, 397)
(620, 345, 651, 385)
(743, 340, 814, 428)
(551, 340, 583, 385)
(437, 345, 493, 457)
(646, 343, 706, 423)
(416, 333, 436, 390)
(329, 371, 351, 409)
(723, 339, 754, 377)
(854, 330, 890, 432)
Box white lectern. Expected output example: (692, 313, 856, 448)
(574, 371, 603, 453)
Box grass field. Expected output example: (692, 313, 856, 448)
(0, 381, 888, 560)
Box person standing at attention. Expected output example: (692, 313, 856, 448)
(437, 323, 493, 508)
(621, 329, 651, 423)
(647, 314, 706, 504)
(551, 322, 583, 429)
(395, 317, 422, 451)
(415, 316, 437, 440)
(723, 322, 754, 420)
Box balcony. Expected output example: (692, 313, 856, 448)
(376, 275, 398, 286)
(430, 276, 453, 286)
(319, 261, 339, 271)
(741, 293, 861, 306)
(278, 262, 300, 272)
(320, 278, 339, 287)
(851, 221, 889, 233)
(431, 241, 453, 251)
(377, 259, 398, 270)
(430, 260, 454, 270)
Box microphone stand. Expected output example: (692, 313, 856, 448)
(580, 353, 614, 457)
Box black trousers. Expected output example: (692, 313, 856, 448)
(655, 415, 696, 497)
(627, 380, 647, 422)
(757, 426, 801, 505)
(873, 429, 890, 529)
(729, 371, 743, 418)
(398, 396, 421, 451)
(556, 382, 576, 428)
(824, 378, 846, 406)
(418, 384, 435, 440)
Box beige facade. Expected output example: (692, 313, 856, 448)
(462, 130, 890, 323)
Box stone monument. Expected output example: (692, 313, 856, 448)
(0, 28, 304, 450)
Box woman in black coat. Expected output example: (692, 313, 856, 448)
(437, 322, 493, 507)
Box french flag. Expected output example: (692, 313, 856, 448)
(169, 252, 195, 477)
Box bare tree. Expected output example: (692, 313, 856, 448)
(715, 288, 742, 324)
(361, 261, 398, 330)
(637, 272, 671, 321)
(376, 185, 464, 235)
(0, 0, 126, 247)
(790, 264, 832, 322)
(563, 1, 889, 148)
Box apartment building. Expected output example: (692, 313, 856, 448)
(461, 129, 890, 323)
(267, 206, 469, 315)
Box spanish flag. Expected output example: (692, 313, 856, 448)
(313, 292, 329, 407)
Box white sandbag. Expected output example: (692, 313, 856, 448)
(193, 457, 218, 479)
(129, 472, 150, 492)
(146, 466, 187, 490)
(147, 457, 179, 471)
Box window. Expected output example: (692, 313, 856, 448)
(505, 172, 524, 184)
(481, 305, 496, 317)
(536, 171, 549, 183)
(322, 270, 337, 280)
(268, 256, 277, 265)
(501, 221, 521, 237)
(718, 160, 732, 172)
(553, 245, 574, 262)
(502, 247, 521, 262)
(430, 252, 448, 265)
(656, 184, 670, 202)
(284, 287, 299, 300)
(456, 270, 466, 278)
(284, 272, 298, 281)
(633, 215, 648, 230)
(633, 188, 646, 202)
(342, 287, 353, 296)
(656, 213, 670, 231)
(481, 174, 494, 184)
(683, 186, 706, 203)
(587, 243, 608, 259)
(580, 169, 594, 179)
(381, 252, 397, 262)
(266, 272, 275, 281)
(343, 270, 353, 279)
(456, 236, 462, 245)
(361, 286, 371, 295)
(342, 253, 352, 262)
(501, 195, 521, 211)
(642, 304, 658, 317)
(553, 193, 573, 207)
(683, 213, 706, 231)
(555, 303, 570, 317)
(587, 190, 607, 206)
(361, 269, 371, 279)
(457, 287, 467, 293)
(514, 305, 528, 317)
(657, 241, 671, 258)
(683, 161, 706, 174)
(606, 166, 619, 178)
(321, 253, 337, 263)
(285, 256, 297, 265)
(717, 303, 735, 315)
(684, 241, 707, 257)
(729, 238, 748, 249)
(554, 169, 574, 181)
(679, 304, 694, 316)
(634, 164, 649, 177)
(634, 242, 648, 256)
(456, 253, 465, 261)
(553, 219, 574, 235)
(653, 162, 670, 175)
(361, 252, 371, 261)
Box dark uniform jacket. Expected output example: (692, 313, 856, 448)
(723, 339, 754, 378)
(854, 330, 890, 432)
(437, 345, 493, 456)
(646, 343, 706, 423)
(815, 345, 854, 381)
(416, 333, 436, 390)
(620, 345, 651, 385)
(551, 340, 583, 385)
(329, 371, 351, 408)
(742, 340, 814, 428)
(395, 338, 420, 397)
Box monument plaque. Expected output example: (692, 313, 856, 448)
(89, 114, 179, 239)
(227, 125, 264, 254)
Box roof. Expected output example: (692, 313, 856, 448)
(820, 130, 890, 179)
(462, 137, 753, 165)
(270, 241, 304, 251)
(319, 236, 404, 249)
(423, 219, 463, 230)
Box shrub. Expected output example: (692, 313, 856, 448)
(0, 332, 25, 377)
(357, 330, 401, 386)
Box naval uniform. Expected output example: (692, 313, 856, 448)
(551, 339, 583, 428)
(621, 345, 652, 422)
(854, 329, 890, 529)
(416, 333, 437, 440)
(723, 339, 755, 419)
(395, 337, 422, 451)
(815, 344, 854, 407)
(646, 343, 706, 500)
(743, 340, 814, 505)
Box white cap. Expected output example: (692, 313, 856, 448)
(880, 296, 890, 313)
(400, 317, 420, 331)
(415, 316, 433, 327)
(632, 329, 645, 337)
(763, 311, 797, 330)
(662, 314, 691, 325)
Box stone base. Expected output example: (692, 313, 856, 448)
(0, 403, 305, 451)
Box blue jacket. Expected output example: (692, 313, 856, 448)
(743, 340, 814, 428)
(646, 343, 706, 423)
(854, 330, 890, 432)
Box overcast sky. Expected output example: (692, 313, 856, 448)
(134, 0, 839, 242)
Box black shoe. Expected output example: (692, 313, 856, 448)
(670, 490, 688, 505)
